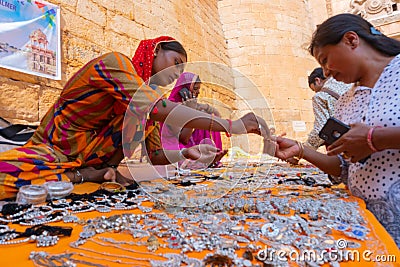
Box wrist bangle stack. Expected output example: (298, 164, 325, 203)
(209, 113, 214, 132)
(367, 126, 382, 152)
(295, 141, 304, 160)
(226, 119, 232, 137)
(206, 104, 213, 114)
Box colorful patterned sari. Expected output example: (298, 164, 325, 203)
(0, 51, 162, 199)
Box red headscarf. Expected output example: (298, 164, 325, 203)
(132, 36, 175, 84)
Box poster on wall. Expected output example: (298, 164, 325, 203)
(0, 0, 61, 80)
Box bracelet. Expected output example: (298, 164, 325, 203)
(210, 113, 214, 132)
(204, 104, 210, 113)
(75, 170, 85, 184)
(178, 149, 186, 161)
(367, 126, 382, 152)
(16, 185, 48, 205)
(206, 104, 213, 114)
(98, 182, 126, 193)
(44, 181, 74, 200)
(295, 141, 304, 160)
(226, 119, 232, 137)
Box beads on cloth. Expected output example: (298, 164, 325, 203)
(0, 225, 71, 247)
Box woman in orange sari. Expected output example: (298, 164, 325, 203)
(0, 36, 270, 199)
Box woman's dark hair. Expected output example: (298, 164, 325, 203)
(160, 41, 187, 60)
(195, 76, 201, 84)
(309, 13, 400, 57)
(308, 67, 325, 86)
(183, 75, 201, 87)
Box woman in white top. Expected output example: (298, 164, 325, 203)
(273, 13, 400, 247)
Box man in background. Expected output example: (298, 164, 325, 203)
(305, 67, 352, 149)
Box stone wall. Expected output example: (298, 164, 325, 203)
(336, 0, 400, 39)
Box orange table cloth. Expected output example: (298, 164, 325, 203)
(1, 181, 399, 267)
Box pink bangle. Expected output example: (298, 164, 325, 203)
(367, 126, 382, 152)
(226, 119, 232, 137)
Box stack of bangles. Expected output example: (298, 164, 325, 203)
(226, 119, 232, 137)
(205, 104, 213, 114)
(295, 141, 304, 160)
(209, 113, 214, 132)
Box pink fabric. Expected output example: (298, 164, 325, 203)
(160, 72, 223, 150)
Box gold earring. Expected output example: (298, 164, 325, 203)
(154, 53, 157, 57)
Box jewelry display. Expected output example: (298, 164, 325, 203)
(70, 239, 162, 264)
(64, 191, 375, 266)
(0, 225, 72, 246)
(0, 204, 56, 224)
(29, 251, 108, 267)
(0, 162, 389, 267)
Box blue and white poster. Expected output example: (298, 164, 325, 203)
(0, 0, 60, 79)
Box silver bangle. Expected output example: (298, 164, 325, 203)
(75, 170, 85, 184)
(178, 149, 186, 161)
(16, 185, 48, 205)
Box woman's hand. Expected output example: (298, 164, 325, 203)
(115, 171, 136, 186)
(69, 166, 117, 183)
(184, 144, 223, 166)
(196, 103, 221, 117)
(180, 88, 194, 101)
(182, 98, 198, 110)
(211, 148, 228, 166)
(67, 166, 134, 186)
(327, 123, 372, 163)
(274, 136, 300, 161)
(232, 113, 270, 139)
(211, 107, 221, 117)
